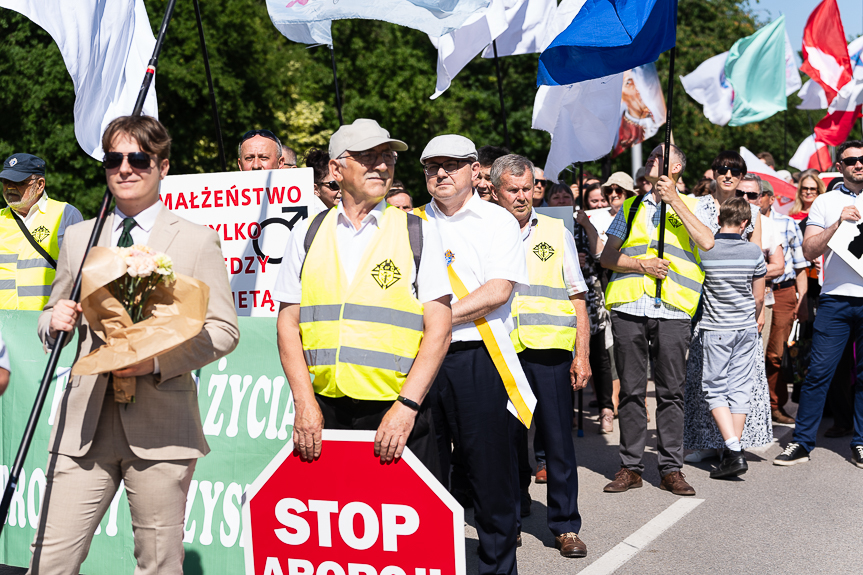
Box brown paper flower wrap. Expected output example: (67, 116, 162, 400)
(71, 246, 210, 403)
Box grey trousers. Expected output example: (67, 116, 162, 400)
(611, 311, 691, 476)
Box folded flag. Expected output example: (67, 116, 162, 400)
(789, 135, 832, 172)
(725, 15, 787, 126)
(266, 0, 490, 39)
(537, 0, 677, 87)
(797, 37, 863, 111)
(532, 73, 625, 180)
(0, 0, 157, 159)
(800, 0, 853, 109)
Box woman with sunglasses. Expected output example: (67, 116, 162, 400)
(683, 150, 776, 463)
(304, 148, 341, 209)
(789, 169, 825, 222)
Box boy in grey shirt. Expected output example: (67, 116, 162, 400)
(700, 197, 766, 479)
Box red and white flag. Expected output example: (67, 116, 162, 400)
(740, 146, 798, 214)
(789, 135, 833, 173)
(800, 0, 853, 107)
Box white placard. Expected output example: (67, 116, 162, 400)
(826, 194, 863, 281)
(159, 168, 320, 317)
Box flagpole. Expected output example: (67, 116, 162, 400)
(193, 0, 227, 172)
(655, 45, 676, 308)
(492, 40, 511, 149)
(329, 45, 345, 126)
(576, 160, 584, 438)
(0, 0, 180, 534)
(783, 110, 787, 169)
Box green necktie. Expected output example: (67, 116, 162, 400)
(118, 217, 137, 248)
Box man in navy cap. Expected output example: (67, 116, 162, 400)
(0, 153, 82, 310)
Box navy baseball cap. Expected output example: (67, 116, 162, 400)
(0, 154, 46, 182)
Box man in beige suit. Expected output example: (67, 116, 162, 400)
(29, 115, 239, 575)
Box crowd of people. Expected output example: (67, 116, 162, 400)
(2, 115, 862, 574)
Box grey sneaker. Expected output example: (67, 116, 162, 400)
(774, 442, 810, 466)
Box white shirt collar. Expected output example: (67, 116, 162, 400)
(336, 199, 387, 229)
(20, 192, 48, 220)
(114, 201, 162, 234)
(430, 190, 482, 219)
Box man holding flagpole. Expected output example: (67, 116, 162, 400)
(600, 144, 713, 496)
(415, 135, 533, 574)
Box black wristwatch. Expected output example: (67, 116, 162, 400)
(396, 395, 421, 411)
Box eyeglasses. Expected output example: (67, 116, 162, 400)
(103, 152, 153, 170)
(240, 129, 281, 147)
(800, 186, 819, 193)
(422, 159, 465, 176)
(318, 180, 339, 191)
(342, 150, 398, 167)
(535, 179, 549, 187)
(1, 177, 38, 188)
(735, 190, 761, 200)
(841, 155, 863, 167)
(715, 166, 742, 177)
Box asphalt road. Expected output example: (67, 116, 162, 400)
(3, 385, 859, 575)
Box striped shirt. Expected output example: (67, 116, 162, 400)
(700, 234, 766, 331)
(769, 210, 807, 284)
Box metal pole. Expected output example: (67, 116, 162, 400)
(492, 40, 511, 149)
(578, 162, 584, 209)
(655, 46, 676, 308)
(0, 0, 180, 534)
(329, 45, 344, 126)
(192, 0, 227, 171)
(783, 110, 787, 169)
(577, 158, 585, 437)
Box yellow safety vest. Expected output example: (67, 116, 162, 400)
(0, 199, 65, 310)
(300, 206, 424, 400)
(511, 214, 576, 353)
(604, 194, 704, 317)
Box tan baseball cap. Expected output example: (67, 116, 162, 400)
(328, 118, 408, 160)
(602, 172, 635, 194)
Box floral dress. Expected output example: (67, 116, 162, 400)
(683, 197, 774, 449)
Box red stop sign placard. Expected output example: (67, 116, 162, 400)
(242, 430, 465, 575)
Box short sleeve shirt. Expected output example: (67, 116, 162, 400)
(272, 200, 453, 304)
(806, 185, 863, 298)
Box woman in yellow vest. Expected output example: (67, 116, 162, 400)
(0, 153, 83, 310)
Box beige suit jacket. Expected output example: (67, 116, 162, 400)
(38, 206, 239, 461)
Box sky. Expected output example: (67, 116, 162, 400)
(744, 0, 863, 49)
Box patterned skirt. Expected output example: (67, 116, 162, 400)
(683, 327, 774, 449)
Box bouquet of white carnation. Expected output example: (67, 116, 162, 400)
(108, 245, 176, 323)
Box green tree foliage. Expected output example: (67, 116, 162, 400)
(0, 0, 852, 217)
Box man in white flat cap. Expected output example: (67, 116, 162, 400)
(414, 134, 531, 575)
(273, 118, 453, 474)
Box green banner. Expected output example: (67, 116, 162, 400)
(0, 310, 292, 574)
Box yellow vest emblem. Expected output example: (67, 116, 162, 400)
(371, 259, 401, 289)
(32, 225, 50, 243)
(533, 242, 555, 261)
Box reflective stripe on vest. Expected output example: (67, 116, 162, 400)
(510, 213, 577, 352)
(604, 195, 704, 317)
(299, 206, 423, 401)
(0, 199, 65, 310)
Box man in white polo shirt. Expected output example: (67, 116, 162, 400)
(415, 135, 529, 575)
(774, 140, 863, 468)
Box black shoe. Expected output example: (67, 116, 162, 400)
(516, 529, 522, 548)
(710, 448, 748, 479)
(852, 446, 863, 469)
(774, 442, 810, 466)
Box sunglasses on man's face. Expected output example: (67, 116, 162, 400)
(240, 129, 280, 147)
(736, 190, 761, 200)
(103, 152, 153, 170)
(841, 155, 863, 167)
(715, 166, 742, 177)
(535, 179, 549, 187)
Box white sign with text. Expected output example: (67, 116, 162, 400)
(160, 168, 320, 316)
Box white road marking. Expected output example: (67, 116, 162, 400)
(577, 498, 705, 575)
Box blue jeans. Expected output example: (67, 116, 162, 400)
(792, 295, 863, 452)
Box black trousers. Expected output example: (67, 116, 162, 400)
(517, 349, 582, 536)
(428, 343, 519, 575)
(315, 394, 440, 479)
(590, 331, 615, 411)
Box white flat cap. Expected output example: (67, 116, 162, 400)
(329, 118, 407, 160)
(420, 134, 477, 162)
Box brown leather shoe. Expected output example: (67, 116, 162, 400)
(555, 532, 587, 558)
(771, 409, 795, 424)
(660, 470, 696, 496)
(603, 467, 643, 492)
(535, 464, 548, 484)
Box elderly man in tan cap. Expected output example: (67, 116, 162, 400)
(273, 118, 453, 472)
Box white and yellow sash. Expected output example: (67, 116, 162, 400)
(416, 205, 537, 428)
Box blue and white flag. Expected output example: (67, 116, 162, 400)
(0, 0, 157, 159)
(537, 0, 677, 87)
(267, 0, 490, 39)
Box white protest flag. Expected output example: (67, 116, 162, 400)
(267, 0, 490, 39)
(784, 29, 803, 96)
(271, 20, 332, 46)
(679, 52, 733, 126)
(532, 73, 625, 180)
(0, 0, 157, 160)
(480, 0, 558, 58)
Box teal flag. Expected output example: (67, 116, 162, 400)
(725, 15, 787, 126)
